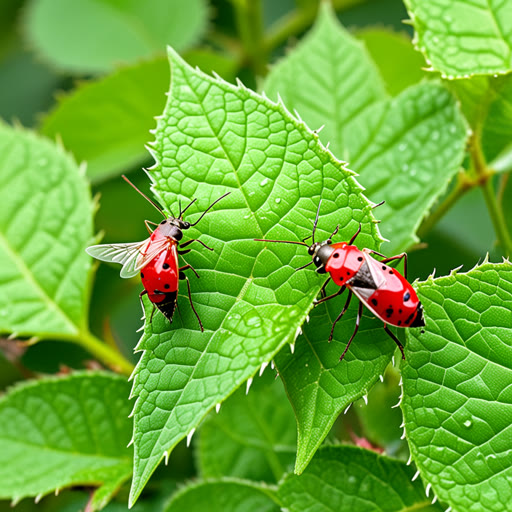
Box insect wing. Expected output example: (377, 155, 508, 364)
(86, 238, 169, 278)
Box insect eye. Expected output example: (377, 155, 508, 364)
(160, 220, 167, 225)
(182, 221, 191, 229)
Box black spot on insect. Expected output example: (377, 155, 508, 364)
(163, 263, 170, 269)
(398, 320, 402, 326)
(405, 311, 415, 324)
(371, 299, 378, 306)
(347, 271, 351, 275)
(382, 265, 386, 270)
(333, 253, 340, 258)
(421, 329, 425, 334)
(164, 284, 170, 290)
(399, 309, 402, 314)
(385, 308, 393, 318)
(160, 220, 166, 225)
(358, 256, 363, 261)
(389, 270, 393, 274)
(404, 291, 411, 302)
(340, 276, 344, 281)
(141, 272, 144, 278)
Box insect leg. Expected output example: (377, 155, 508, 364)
(348, 224, 362, 245)
(319, 277, 332, 298)
(315, 284, 346, 306)
(383, 324, 405, 359)
(180, 274, 204, 332)
(144, 220, 158, 234)
(179, 263, 200, 279)
(339, 301, 363, 361)
(179, 238, 214, 251)
(178, 249, 191, 255)
(328, 290, 353, 342)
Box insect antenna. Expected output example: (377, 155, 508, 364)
(372, 200, 385, 210)
(180, 198, 198, 218)
(295, 260, 313, 271)
(254, 238, 308, 246)
(121, 175, 167, 218)
(189, 192, 231, 226)
(311, 200, 322, 244)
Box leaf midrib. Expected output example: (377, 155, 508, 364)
(0, 231, 78, 335)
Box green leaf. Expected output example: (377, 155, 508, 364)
(24, 0, 209, 74)
(129, 47, 381, 506)
(264, 2, 388, 160)
(346, 82, 469, 254)
(404, 0, 512, 78)
(0, 123, 94, 338)
(275, 299, 396, 474)
(263, 7, 469, 254)
(198, 368, 296, 483)
(40, 57, 169, 183)
(278, 446, 443, 511)
(164, 479, 279, 512)
(402, 261, 512, 511)
(356, 27, 428, 96)
(0, 372, 132, 511)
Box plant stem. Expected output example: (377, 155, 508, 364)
(76, 331, 134, 376)
(233, 0, 267, 75)
(470, 131, 512, 256)
(417, 173, 472, 238)
(481, 178, 512, 256)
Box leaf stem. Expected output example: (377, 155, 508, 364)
(417, 173, 472, 238)
(233, 0, 267, 76)
(76, 331, 134, 376)
(470, 132, 512, 256)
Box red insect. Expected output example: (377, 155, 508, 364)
(86, 176, 229, 329)
(256, 201, 425, 360)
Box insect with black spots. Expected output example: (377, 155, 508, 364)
(256, 201, 425, 361)
(86, 176, 229, 329)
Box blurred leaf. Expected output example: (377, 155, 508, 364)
(264, 2, 388, 158)
(0, 123, 94, 338)
(164, 479, 279, 512)
(404, 0, 512, 78)
(198, 369, 296, 482)
(0, 372, 132, 511)
(357, 27, 427, 96)
(129, 47, 381, 506)
(448, 74, 512, 163)
(41, 58, 169, 183)
(278, 446, 443, 511)
(346, 82, 469, 254)
(403, 261, 512, 512)
(183, 48, 238, 83)
(0, 47, 63, 127)
(24, 0, 209, 74)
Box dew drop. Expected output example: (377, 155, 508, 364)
(275, 198, 281, 204)
(463, 419, 472, 428)
(399, 143, 407, 152)
(260, 178, 269, 186)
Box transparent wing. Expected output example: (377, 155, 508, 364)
(86, 238, 169, 279)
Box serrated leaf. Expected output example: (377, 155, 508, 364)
(263, 8, 468, 254)
(129, 48, 381, 505)
(275, 299, 396, 474)
(40, 57, 169, 183)
(198, 369, 296, 483)
(0, 372, 132, 511)
(404, 0, 512, 78)
(346, 82, 468, 253)
(164, 479, 279, 512)
(402, 261, 512, 512)
(0, 123, 93, 337)
(264, 2, 388, 158)
(278, 446, 443, 511)
(356, 27, 428, 96)
(24, 0, 209, 75)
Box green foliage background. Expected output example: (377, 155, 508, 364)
(1, 1, 511, 511)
